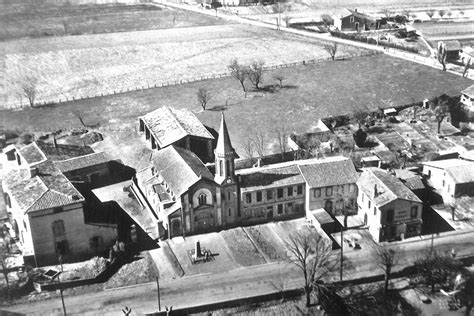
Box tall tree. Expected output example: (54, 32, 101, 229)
(228, 59, 249, 96)
(437, 43, 447, 71)
(248, 60, 265, 90)
(414, 251, 462, 293)
(196, 88, 212, 110)
(433, 99, 449, 134)
(426, 9, 435, 19)
(373, 244, 399, 292)
(0, 236, 11, 301)
(285, 228, 335, 307)
(21, 76, 38, 108)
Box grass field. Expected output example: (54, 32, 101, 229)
(0, 3, 225, 41)
(1, 24, 369, 108)
(1, 54, 471, 156)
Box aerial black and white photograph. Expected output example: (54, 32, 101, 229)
(0, 0, 474, 314)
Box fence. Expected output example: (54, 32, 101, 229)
(4, 50, 380, 110)
(330, 31, 420, 54)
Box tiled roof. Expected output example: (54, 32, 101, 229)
(347, 9, 376, 21)
(150, 145, 214, 197)
(423, 159, 474, 184)
(443, 40, 462, 51)
(93, 181, 159, 240)
(3, 161, 84, 214)
(19, 142, 47, 165)
(393, 169, 425, 191)
(298, 157, 358, 188)
(462, 85, 474, 97)
(238, 164, 304, 191)
(54, 152, 111, 173)
(140, 106, 214, 148)
(358, 168, 421, 207)
(37, 140, 94, 161)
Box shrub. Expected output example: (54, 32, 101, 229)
(353, 129, 368, 147)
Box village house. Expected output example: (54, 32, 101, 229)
(333, 8, 381, 32)
(461, 85, 474, 120)
(1, 141, 119, 267)
(438, 40, 462, 60)
(357, 168, 423, 242)
(421, 159, 474, 204)
(138, 106, 215, 163)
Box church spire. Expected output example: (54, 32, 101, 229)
(215, 112, 233, 156)
(214, 113, 235, 183)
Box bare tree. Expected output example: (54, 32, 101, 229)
(21, 76, 38, 108)
(196, 88, 212, 110)
(248, 60, 265, 90)
(353, 110, 369, 129)
(320, 14, 333, 26)
(324, 43, 338, 61)
(62, 19, 70, 35)
(228, 59, 249, 96)
(446, 10, 452, 18)
(275, 125, 288, 160)
(463, 56, 472, 78)
(273, 73, 285, 88)
(373, 244, 399, 292)
(285, 228, 335, 307)
(438, 9, 446, 18)
(243, 138, 255, 159)
(426, 9, 435, 19)
(437, 43, 447, 71)
(252, 132, 266, 159)
(433, 100, 449, 134)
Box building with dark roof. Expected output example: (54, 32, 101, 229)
(1, 143, 118, 267)
(333, 8, 381, 32)
(357, 168, 423, 242)
(138, 106, 215, 163)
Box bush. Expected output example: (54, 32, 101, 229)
(353, 129, 368, 147)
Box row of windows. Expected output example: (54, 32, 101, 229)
(245, 185, 303, 204)
(313, 184, 355, 199)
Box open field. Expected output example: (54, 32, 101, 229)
(1, 23, 371, 108)
(415, 21, 474, 37)
(2, 54, 471, 156)
(0, 3, 225, 41)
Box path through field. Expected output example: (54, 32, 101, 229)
(1, 24, 367, 109)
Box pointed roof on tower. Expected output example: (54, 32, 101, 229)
(215, 113, 234, 156)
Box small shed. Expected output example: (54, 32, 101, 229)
(440, 40, 462, 60)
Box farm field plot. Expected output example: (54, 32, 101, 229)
(0, 3, 225, 41)
(1, 54, 471, 157)
(415, 21, 474, 38)
(1, 23, 369, 108)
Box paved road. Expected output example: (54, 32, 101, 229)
(5, 228, 474, 315)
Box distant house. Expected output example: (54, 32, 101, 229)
(333, 8, 381, 32)
(357, 168, 423, 242)
(1, 142, 119, 267)
(138, 106, 215, 163)
(439, 40, 462, 60)
(422, 159, 474, 204)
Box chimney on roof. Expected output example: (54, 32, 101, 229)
(354, 8, 357, 12)
(30, 167, 39, 178)
(374, 184, 378, 198)
(53, 135, 58, 148)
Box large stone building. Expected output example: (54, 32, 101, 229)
(357, 168, 423, 242)
(2, 141, 121, 266)
(104, 110, 360, 240)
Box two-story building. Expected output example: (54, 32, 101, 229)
(422, 159, 474, 204)
(2, 142, 118, 266)
(357, 168, 423, 242)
